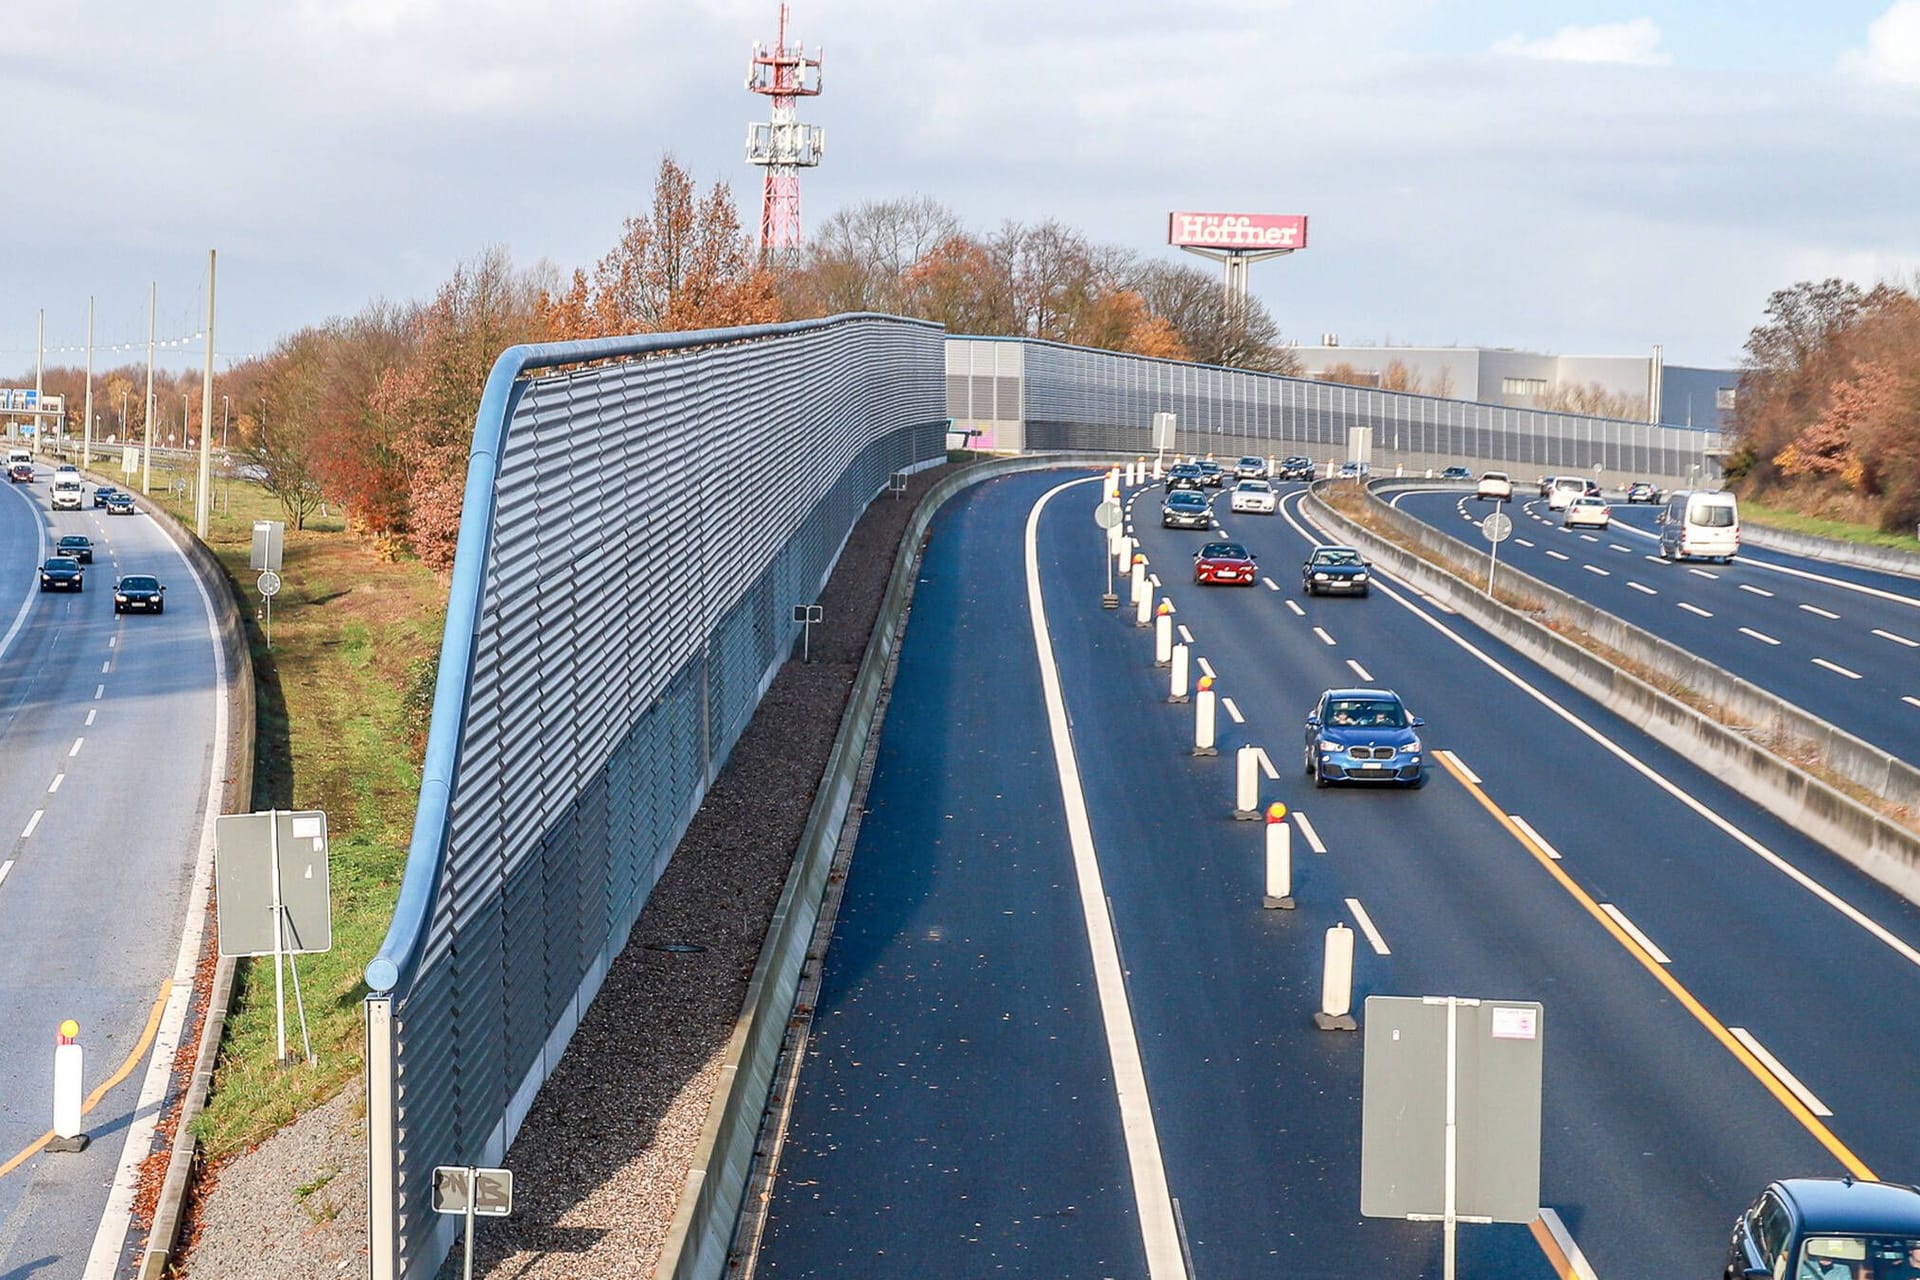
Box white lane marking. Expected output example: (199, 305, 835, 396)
(95, 684, 104, 699)
(1874, 628, 1919, 647)
(1629, 582, 1657, 595)
(1537, 1207, 1602, 1280)
(48, 774, 64, 794)
(1344, 898, 1391, 955)
(1739, 627, 1780, 646)
(1515, 538, 1535, 548)
(1582, 564, 1610, 577)
(1645, 555, 1667, 565)
(1148, 573, 1161, 588)
(1284, 599, 1305, 617)
(1739, 584, 1775, 598)
(1221, 697, 1245, 724)
(1579, 534, 1599, 543)
(1905, 696, 1920, 710)
(1347, 659, 1373, 682)
(1262, 577, 1279, 591)
(1689, 567, 1720, 579)
(108, 635, 116, 648)
(1197, 657, 1216, 680)
(1545, 550, 1570, 561)
(0, 490, 49, 664)
(85, 708, 97, 726)
(1312, 626, 1336, 646)
(1600, 903, 1672, 964)
(1508, 815, 1562, 861)
(1729, 1028, 1832, 1117)
(1434, 749, 1480, 784)
(101, 660, 111, 673)
(1256, 748, 1279, 780)
(1813, 658, 1861, 680)
(1797, 603, 1837, 618)
(1743, 550, 1920, 608)
(1678, 602, 1713, 618)
(1177, 625, 1194, 644)
(1025, 477, 1184, 1277)
(69, 737, 84, 757)
(21, 811, 43, 839)
(0, 860, 11, 889)
(1292, 811, 1327, 853)
(1610, 543, 1633, 553)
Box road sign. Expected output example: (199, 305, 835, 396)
(1094, 499, 1122, 530)
(1151, 411, 1177, 451)
(433, 1166, 514, 1217)
(257, 570, 282, 598)
(214, 811, 333, 958)
(121, 446, 139, 477)
(250, 519, 284, 572)
(1480, 512, 1513, 543)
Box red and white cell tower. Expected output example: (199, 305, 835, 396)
(745, 3, 824, 259)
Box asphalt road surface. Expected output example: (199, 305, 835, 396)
(752, 469, 1920, 1279)
(0, 466, 224, 1278)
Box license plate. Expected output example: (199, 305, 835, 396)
(1363, 761, 1384, 769)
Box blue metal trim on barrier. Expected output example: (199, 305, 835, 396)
(366, 314, 932, 997)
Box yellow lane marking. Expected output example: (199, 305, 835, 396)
(1434, 753, 1875, 1179)
(1531, 1216, 1576, 1278)
(0, 979, 172, 1179)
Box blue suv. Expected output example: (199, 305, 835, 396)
(1304, 688, 1425, 787)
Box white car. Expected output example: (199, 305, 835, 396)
(1564, 495, 1610, 529)
(1475, 471, 1513, 501)
(1546, 475, 1591, 510)
(1229, 479, 1276, 514)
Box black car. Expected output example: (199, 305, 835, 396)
(1727, 1179, 1920, 1280)
(1235, 455, 1269, 480)
(1195, 459, 1226, 488)
(39, 556, 84, 592)
(113, 573, 166, 614)
(1276, 455, 1316, 481)
(1302, 544, 1372, 596)
(1161, 490, 1213, 529)
(55, 534, 94, 564)
(1624, 480, 1660, 503)
(93, 484, 121, 508)
(1440, 465, 1472, 481)
(105, 490, 136, 515)
(1165, 463, 1205, 492)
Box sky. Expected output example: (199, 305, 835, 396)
(5, 0, 1920, 379)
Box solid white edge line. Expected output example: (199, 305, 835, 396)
(1279, 497, 1920, 976)
(1344, 898, 1391, 955)
(1507, 815, 1562, 861)
(1599, 903, 1672, 964)
(86, 500, 233, 1278)
(0, 483, 48, 663)
(1743, 550, 1920, 608)
(1347, 659, 1373, 682)
(1312, 626, 1336, 646)
(1537, 1207, 1602, 1280)
(1221, 696, 1245, 724)
(1023, 476, 1184, 1279)
(1728, 1028, 1833, 1117)
(1813, 658, 1861, 679)
(1292, 811, 1327, 854)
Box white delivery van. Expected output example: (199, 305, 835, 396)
(6, 447, 30, 468)
(1547, 475, 1591, 510)
(51, 477, 84, 511)
(1657, 490, 1740, 562)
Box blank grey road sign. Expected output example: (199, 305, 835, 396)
(433, 1166, 514, 1217)
(1360, 995, 1543, 1223)
(214, 811, 333, 957)
(1151, 411, 1177, 451)
(250, 519, 284, 572)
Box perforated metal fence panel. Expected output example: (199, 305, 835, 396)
(364, 315, 943, 1280)
(958, 337, 1724, 482)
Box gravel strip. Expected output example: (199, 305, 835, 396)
(177, 463, 960, 1279)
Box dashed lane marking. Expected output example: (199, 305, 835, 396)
(1344, 898, 1391, 955)
(1508, 815, 1562, 861)
(1347, 659, 1373, 682)
(1813, 658, 1861, 679)
(1678, 602, 1713, 618)
(1609, 543, 1632, 553)
(1262, 577, 1280, 591)
(1729, 1028, 1832, 1118)
(1177, 625, 1194, 644)
(68, 737, 83, 757)
(1739, 627, 1780, 646)
(1798, 604, 1837, 618)
(1582, 564, 1610, 577)
(1291, 811, 1326, 853)
(20, 811, 42, 839)
(1600, 903, 1672, 964)
(1629, 582, 1656, 595)
(1312, 626, 1336, 646)
(1432, 748, 1480, 784)
(1256, 748, 1279, 780)
(1740, 584, 1774, 598)
(47, 774, 63, 794)
(1515, 538, 1535, 548)
(1197, 657, 1215, 680)
(1689, 567, 1720, 579)
(1874, 629, 1918, 648)
(1546, 550, 1570, 561)
(1221, 697, 1245, 724)
(1284, 600, 1305, 617)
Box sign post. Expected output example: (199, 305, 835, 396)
(791, 603, 823, 663)
(433, 1166, 515, 1280)
(1094, 499, 1122, 607)
(1480, 510, 1513, 595)
(215, 810, 333, 1065)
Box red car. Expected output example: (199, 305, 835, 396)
(7, 462, 30, 483)
(1194, 540, 1258, 586)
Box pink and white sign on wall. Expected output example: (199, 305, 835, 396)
(1168, 212, 1309, 250)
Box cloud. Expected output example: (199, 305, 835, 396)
(1844, 0, 1920, 84)
(1492, 17, 1669, 67)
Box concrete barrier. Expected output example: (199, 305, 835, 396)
(1307, 481, 1920, 907)
(1741, 523, 1920, 581)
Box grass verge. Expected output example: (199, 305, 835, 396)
(135, 472, 446, 1158)
(1738, 498, 1919, 550)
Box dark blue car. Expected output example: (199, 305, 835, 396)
(1727, 1179, 1920, 1280)
(1302, 544, 1372, 597)
(1304, 688, 1425, 787)
(1161, 490, 1213, 529)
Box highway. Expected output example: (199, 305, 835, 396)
(1388, 485, 1920, 766)
(754, 468, 1920, 1278)
(0, 465, 225, 1278)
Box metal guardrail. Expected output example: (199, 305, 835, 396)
(362, 315, 945, 1280)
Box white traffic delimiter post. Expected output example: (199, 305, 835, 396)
(1263, 804, 1294, 909)
(50, 1019, 87, 1151)
(1106, 467, 1120, 501)
(1234, 745, 1260, 819)
(1315, 924, 1358, 1030)
(1136, 583, 1153, 628)
(1154, 600, 1173, 666)
(1168, 644, 1190, 703)
(1194, 676, 1218, 756)
(1151, 456, 1163, 480)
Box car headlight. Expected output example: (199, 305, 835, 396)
(1313, 572, 1329, 580)
(116, 594, 128, 602)
(1353, 572, 1368, 582)
(1405, 738, 1421, 754)
(1319, 740, 1337, 752)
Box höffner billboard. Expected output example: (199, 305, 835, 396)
(1168, 212, 1309, 249)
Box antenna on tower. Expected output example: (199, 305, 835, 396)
(745, 3, 825, 263)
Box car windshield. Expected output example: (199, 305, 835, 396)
(1239, 457, 1261, 466)
(120, 577, 159, 591)
(43, 558, 75, 570)
(1199, 543, 1249, 560)
(1168, 493, 1206, 507)
(1691, 502, 1736, 527)
(1313, 548, 1363, 567)
(1325, 698, 1407, 728)
(1801, 1235, 1920, 1274)
(59, 536, 87, 545)
(1237, 480, 1270, 492)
